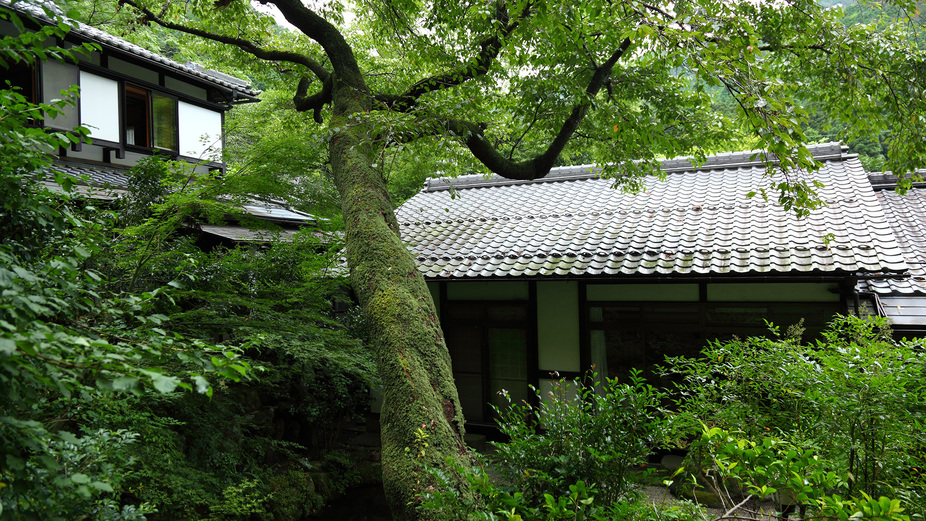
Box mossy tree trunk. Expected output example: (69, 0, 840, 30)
(327, 75, 476, 520)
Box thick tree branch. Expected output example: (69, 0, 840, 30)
(119, 0, 331, 81)
(446, 37, 633, 181)
(264, 0, 365, 86)
(375, 1, 532, 112)
(293, 75, 333, 123)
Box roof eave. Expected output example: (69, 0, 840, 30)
(421, 270, 895, 284)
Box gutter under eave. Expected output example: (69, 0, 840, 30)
(422, 271, 909, 284)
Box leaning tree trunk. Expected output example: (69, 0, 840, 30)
(327, 76, 478, 520)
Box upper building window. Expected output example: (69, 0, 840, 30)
(1, 60, 36, 102)
(124, 84, 179, 152)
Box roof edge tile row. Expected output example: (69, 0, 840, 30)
(423, 142, 848, 193)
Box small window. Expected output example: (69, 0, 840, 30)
(124, 84, 178, 152)
(1, 61, 36, 102)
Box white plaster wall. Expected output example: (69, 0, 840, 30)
(64, 146, 103, 162)
(707, 283, 839, 302)
(178, 101, 222, 159)
(78, 71, 120, 142)
(537, 281, 580, 372)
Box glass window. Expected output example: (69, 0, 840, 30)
(151, 92, 178, 151)
(124, 84, 178, 152)
(41, 60, 79, 129)
(124, 84, 149, 147)
(706, 306, 769, 326)
(1, 60, 36, 102)
(488, 328, 528, 416)
(443, 300, 530, 423)
(589, 299, 841, 389)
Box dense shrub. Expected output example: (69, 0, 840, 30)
(681, 426, 912, 521)
(424, 372, 677, 519)
(427, 314, 926, 521)
(0, 11, 248, 519)
(66, 154, 378, 518)
(493, 371, 670, 504)
(663, 314, 926, 517)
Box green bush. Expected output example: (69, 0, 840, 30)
(681, 426, 912, 521)
(424, 371, 677, 519)
(0, 8, 248, 519)
(425, 463, 709, 521)
(493, 370, 670, 505)
(208, 479, 271, 521)
(0, 427, 155, 521)
(663, 314, 926, 511)
(266, 470, 323, 521)
(74, 153, 377, 518)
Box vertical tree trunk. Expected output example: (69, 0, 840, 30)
(327, 76, 477, 520)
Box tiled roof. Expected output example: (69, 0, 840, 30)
(50, 161, 312, 217)
(868, 182, 926, 295)
(197, 224, 301, 243)
(242, 204, 318, 226)
(396, 143, 907, 279)
(46, 161, 317, 241)
(3, 0, 259, 99)
(51, 160, 130, 187)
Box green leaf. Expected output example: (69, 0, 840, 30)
(5, 455, 25, 471)
(150, 373, 180, 393)
(193, 375, 211, 395)
(57, 431, 79, 444)
(70, 473, 91, 484)
(0, 337, 15, 355)
(111, 376, 140, 392)
(89, 481, 114, 492)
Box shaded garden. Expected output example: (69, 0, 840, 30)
(423, 314, 926, 521)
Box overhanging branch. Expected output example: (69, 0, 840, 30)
(265, 0, 365, 86)
(445, 37, 633, 181)
(119, 0, 331, 82)
(376, 1, 532, 112)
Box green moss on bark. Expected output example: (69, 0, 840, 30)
(327, 77, 478, 520)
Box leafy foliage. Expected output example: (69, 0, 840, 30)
(65, 154, 377, 517)
(423, 373, 673, 519)
(663, 315, 926, 516)
(684, 426, 914, 521)
(493, 372, 670, 505)
(425, 468, 629, 521)
(0, 11, 253, 521)
(48, 0, 926, 516)
(0, 5, 381, 518)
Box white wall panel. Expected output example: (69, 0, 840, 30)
(42, 60, 79, 129)
(78, 72, 120, 142)
(537, 281, 580, 372)
(178, 101, 222, 159)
